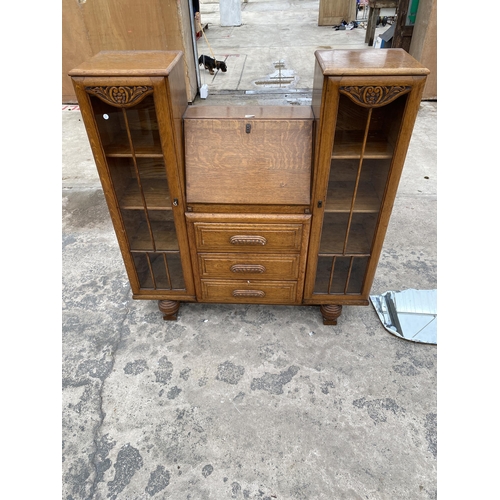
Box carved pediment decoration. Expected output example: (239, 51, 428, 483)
(85, 86, 154, 108)
(339, 86, 411, 107)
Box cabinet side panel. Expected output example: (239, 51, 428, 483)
(165, 62, 189, 192)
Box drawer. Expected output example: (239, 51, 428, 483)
(198, 253, 300, 280)
(200, 280, 299, 304)
(191, 222, 305, 252)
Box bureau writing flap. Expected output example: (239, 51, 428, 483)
(184, 107, 313, 205)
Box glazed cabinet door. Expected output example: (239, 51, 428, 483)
(73, 77, 195, 299)
(305, 75, 426, 303)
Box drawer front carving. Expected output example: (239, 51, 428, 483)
(231, 264, 266, 274)
(230, 235, 267, 246)
(232, 289, 266, 298)
(198, 253, 300, 280)
(200, 280, 298, 303)
(192, 223, 304, 252)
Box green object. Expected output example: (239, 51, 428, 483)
(408, 0, 419, 25)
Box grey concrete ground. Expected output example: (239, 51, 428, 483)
(62, 1, 437, 498)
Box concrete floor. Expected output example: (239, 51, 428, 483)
(62, 1, 437, 498)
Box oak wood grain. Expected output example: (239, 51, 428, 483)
(198, 253, 300, 280)
(184, 106, 313, 205)
(200, 280, 299, 304)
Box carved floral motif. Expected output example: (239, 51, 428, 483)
(339, 86, 411, 107)
(85, 85, 153, 107)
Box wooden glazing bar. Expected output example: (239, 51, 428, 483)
(344, 256, 354, 294)
(343, 108, 372, 254)
(105, 151, 164, 158)
(163, 253, 173, 290)
(318, 253, 370, 258)
(145, 253, 157, 289)
(130, 250, 180, 254)
(122, 108, 156, 251)
(327, 256, 336, 295)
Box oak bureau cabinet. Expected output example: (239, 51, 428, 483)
(69, 49, 429, 324)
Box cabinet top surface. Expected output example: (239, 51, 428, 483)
(315, 49, 430, 76)
(69, 51, 183, 77)
(184, 105, 314, 120)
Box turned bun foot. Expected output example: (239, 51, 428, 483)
(320, 304, 342, 325)
(158, 300, 180, 321)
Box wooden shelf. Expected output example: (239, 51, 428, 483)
(325, 181, 381, 213)
(105, 148, 163, 158)
(126, 220, 179, 252)
(119, 179, 172, 210)
(332, 131, 394, 159)
(319, 220, 373, 255)
(103, 130, 163, 157)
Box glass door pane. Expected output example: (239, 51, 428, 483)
(313, 91, 408, 296)
(132, 252, 186, 291)
(89, 92, 186, 292)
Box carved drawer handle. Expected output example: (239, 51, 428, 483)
(232, 290, 266, 298)
(230, 235, 267, 246)
(230, 264, 266, 274)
